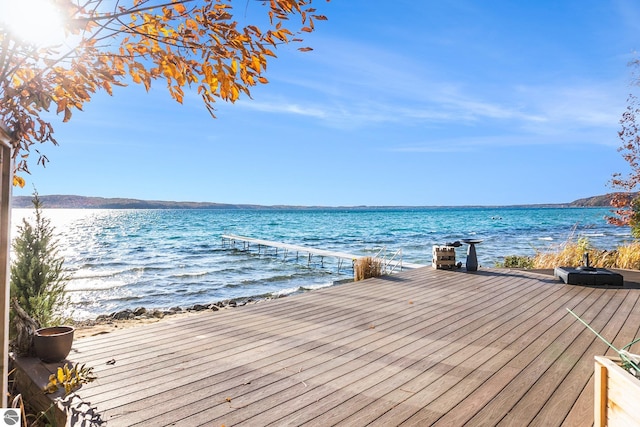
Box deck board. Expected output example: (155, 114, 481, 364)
(195, 274, 540, 426)
(438, 288, 612, 427)
(298, 275, 567, 426)
(528, 291, 640, 426)
(375, 286, 599, 426)
(125, 272, 503, 425)
(57, 267, 640, 426)
(495, 290, 625, 426)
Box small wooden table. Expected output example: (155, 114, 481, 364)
(461, 239, 482, 271)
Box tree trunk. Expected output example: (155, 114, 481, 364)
(11, 299, 39, 357)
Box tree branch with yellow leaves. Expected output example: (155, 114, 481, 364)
(0, 0, 328, 181)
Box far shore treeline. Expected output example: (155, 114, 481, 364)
(10, 193, 639, 210)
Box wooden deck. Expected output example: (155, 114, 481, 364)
(51, 268, 640, 425)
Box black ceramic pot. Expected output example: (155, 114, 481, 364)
(34, 326, 75, 363)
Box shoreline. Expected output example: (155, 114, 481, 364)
(71, 298, 268, 339)
(69, 277, 357, 336)
(70, 293, 297, 339)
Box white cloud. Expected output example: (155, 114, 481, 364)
(224, 28, 630, 150)
(239, 100, 329, 119)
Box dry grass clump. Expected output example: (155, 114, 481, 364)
(614, 241, 640, 270)
(531, 238, 640, 270)
(354, 256, 383, 281)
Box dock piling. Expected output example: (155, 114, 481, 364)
(220, 234, 422, 273)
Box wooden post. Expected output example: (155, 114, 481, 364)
(0, 125, 13, 407)
(594, 359, 608, 427)
(594, 356, 640, 427)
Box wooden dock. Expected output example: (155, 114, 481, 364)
(17, 267, 640, 426)
(221, 234, 425, 271)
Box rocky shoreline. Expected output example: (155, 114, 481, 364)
(70, 278, 356, 332)
(70, 296, 277, 338)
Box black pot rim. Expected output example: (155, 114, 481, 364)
(35, 325, 75, 337)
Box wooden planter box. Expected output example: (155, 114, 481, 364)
(594, 356, 640, 426)
(432, 246, 456, 270)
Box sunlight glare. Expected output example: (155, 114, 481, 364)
(0, 0, 66, 46)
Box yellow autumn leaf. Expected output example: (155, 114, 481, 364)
(272, 30, 288, 42)
(186, 19, 198, 30)
(63, 107, 73, 122)
(12, 175, 25, 188)
(173, 3, 186, 14)
(56, 99, 66, 114)
(43, 382, 59, 394)
(103, 81, 113, 96)
(251, 56, 261, 72)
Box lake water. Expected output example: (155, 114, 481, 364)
(10, 207, 631, 319)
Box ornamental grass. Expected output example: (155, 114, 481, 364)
(354, 256, 383, 281)
(610, 241, 640, 270)
(530, 238, 640, 270)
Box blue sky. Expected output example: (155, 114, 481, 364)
(13, 0, 640, 206)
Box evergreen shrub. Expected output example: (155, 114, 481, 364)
(10, 192, 71, 329)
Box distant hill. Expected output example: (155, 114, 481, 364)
(568, 192, 639, 207)
(10, 195, 335, 210)
(11, 195, 272, 209)
(10, 193, 636, 209)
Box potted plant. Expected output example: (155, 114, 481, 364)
(33, 325, 75, 363)
(10, 192, 73, 362)
(567, 309, 640, 426)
